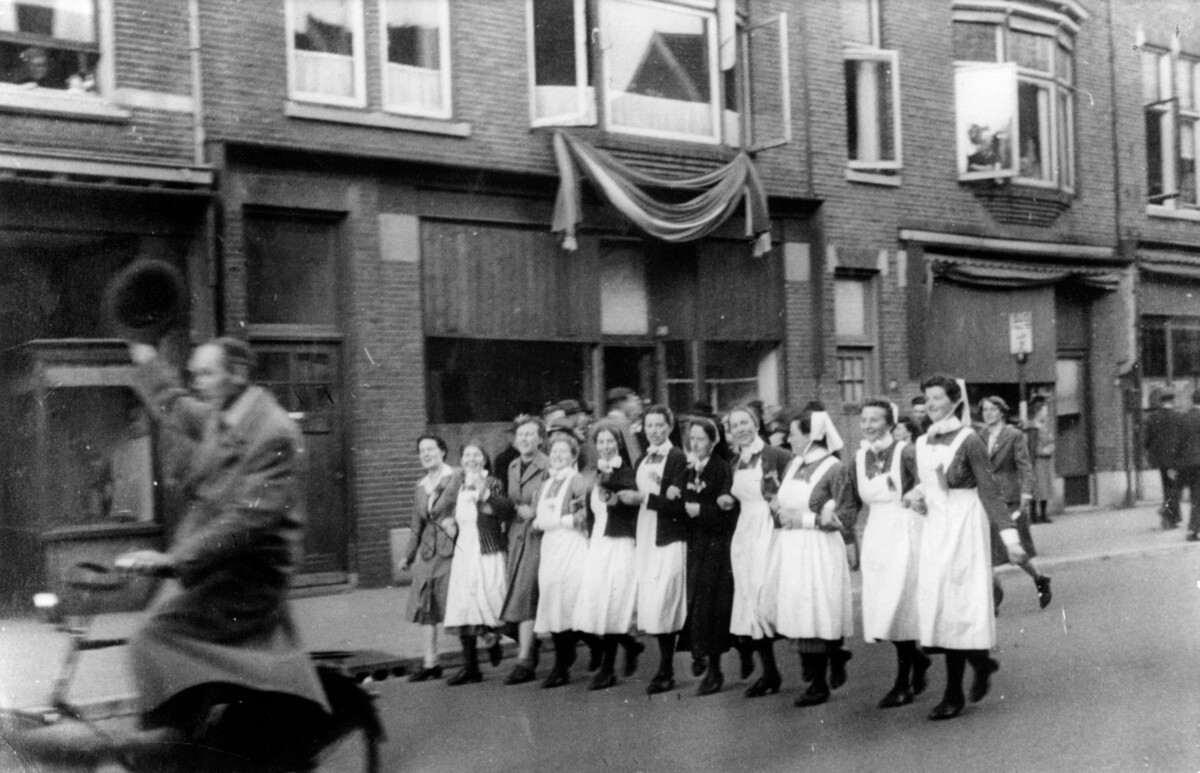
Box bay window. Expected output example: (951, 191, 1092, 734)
(0, 0, 99, 93)
(843, 0, 901, 177)
(951, 3, 1076, 191)
(287, 0, 366, 107)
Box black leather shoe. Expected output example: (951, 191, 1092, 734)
(691, 656, 707, 678)
(744, 672, 781, 698)
(696, 670, 724, 696)
(503, 663, 536, 685)
(646, 673, 676, 695)
(623, 640, 645, 677)
(446, 668, 482, 686)
(912, 652, 932, 696)
(830, 649, 852, 689)
(542, 668, 570, 689)
(407, 664, 443, 682)
(928, 698, 964, 720)
(1035, 576, 1053, 609)
(589, 670, 617, 691)
(969, 658, 999, 703)
(877, 687, 914, 709)
(488, 641, 504, 667)
(794, 684, 830, 707)
(994, 583, 1005, 617)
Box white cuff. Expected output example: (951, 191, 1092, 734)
(1010, 510, 1022, 522)
(999, 528, 1020, 548)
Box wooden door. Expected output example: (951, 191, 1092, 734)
(254, 341, 348, 580)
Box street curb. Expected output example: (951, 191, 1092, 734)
(53, 541, 1199, 720)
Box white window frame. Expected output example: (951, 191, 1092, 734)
(834, 274, 878, 410)
(379, 0, 452, 119)
(1145, 48, 1200, 213)
(951, 4, 1076, 193)
(599, 0, 723, 145)
(526, 0, 595, 127)
(285, 0, 367, 109)
(0, 0, 121, 117)
(844, 47, 902, 172)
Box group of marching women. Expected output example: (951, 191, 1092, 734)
(398, 373, 1031, 721)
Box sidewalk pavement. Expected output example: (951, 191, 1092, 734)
(1, 502, 1192, 718)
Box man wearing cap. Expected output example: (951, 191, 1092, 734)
(1144, 387, 1182, 530)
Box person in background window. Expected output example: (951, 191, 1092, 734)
(18, 46, 50, 88)
(574, 420, 643, 690)
(905, 376, 1024, 721)
(977, 397, 1052, 613)
(500, 416, 549, 685)
(621, 405, 689, 694)
(683, 417, 737, 696)
(1024, 396, 1056, 524)
(443, 441, 513, 686)
(773, 406, 853, 708)
(1143, 387, 1182, 531)
(724, 404, 792, 698)
(839, 399, 930, 710)
(401, 435, 461, 682)
(532, 434, 593, 688)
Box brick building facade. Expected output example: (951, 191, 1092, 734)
(1, 0, 1192, 600)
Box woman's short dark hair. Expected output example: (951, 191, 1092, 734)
(783, 405, 819, 441)
(862, 398, 896, 426)
(513, 414, 546, 439)
(417, 434, 448, 456)
(920, 374, 962, 403)
(644, 404, 675, 427)
(460, 440, 492, 473)
(980, 395, 1009, 416)
(548, 432, 580, 458)
(897, 417, 920, 437)
(689, 416, 719, 444)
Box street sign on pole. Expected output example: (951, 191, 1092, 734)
(1009, 311, 1033, 356)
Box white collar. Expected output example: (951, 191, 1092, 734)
(421, 464, 453, 493)
(738, 435, 765, 463)
(597, 454, 623, 473)
(800, 446, 831, 466)
(860, 434, 894, 454)
(645, 440, 672, 457)
(689, 452, 711, 472)
(550, 465, 575, 481)
(926, 415, 963, 438)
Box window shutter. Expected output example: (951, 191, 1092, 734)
(746, 12, 790, 152)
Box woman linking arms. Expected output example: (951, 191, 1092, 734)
(573, 420, 643, 690)
(838, 399, 930, 709)
(724, 405, 792, 698)
(442, 441, 513, 685)
(772, 406, 853, 708)
(401, 434, 461, 682)
(683, 417, 737, 696)
(532, 434, 592, 688)
(905, 376, 1027, 720)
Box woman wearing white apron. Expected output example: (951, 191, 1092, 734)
(838, 399, 931, 709)
(533, 435, 591, 688)
(723, 406, 792, 698)
(443, 441, 513, 686)
(905, 376, 1026, 720)
(573, 420, 642, 690)
(623, 405, 690, 695)
(774, 408, 853, 707)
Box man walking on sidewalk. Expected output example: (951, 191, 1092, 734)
(1144, 387, 1182, 531)
(1178, 389, 1200, 541)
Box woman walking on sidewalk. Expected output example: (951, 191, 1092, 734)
(906, 376, 1027, 720)
(573, 420, 642, 690)
(839, 399, 930, 709)
(773, 406, 853, 708)
(978, 396, 1052, 613)
(401, 435, 462, 682)
(532, 434, 592, 688)
(726, 405, 792, 698)
(683, 417, 738, 696)
(443, 441, 513, 685)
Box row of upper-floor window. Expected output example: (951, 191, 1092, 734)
(10, 0, 1194, 214)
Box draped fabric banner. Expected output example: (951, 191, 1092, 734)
(926, 253, 1121, 291)
(551, 131, 773, 256)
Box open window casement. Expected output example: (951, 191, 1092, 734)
(1146, 94, 1179, 203)
(955, 61, 1018, 180)
(528, 0, 596, 127)
(746, 11, 790, 151)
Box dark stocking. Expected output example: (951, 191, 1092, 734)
(805, 654, 829, 690)
(707, 653, 723, 678)
(655, 633, 677, 678)
(1038, 500, 1048, 522)
(758, 639, 780, 680)
(600, 635, 621, 676)
(892, 641, 916, 690)
(578, 632, 603, 670)
(552, 632, 575, 673)
(943, 651, 966, 705)
(460, 635, 479, 674)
